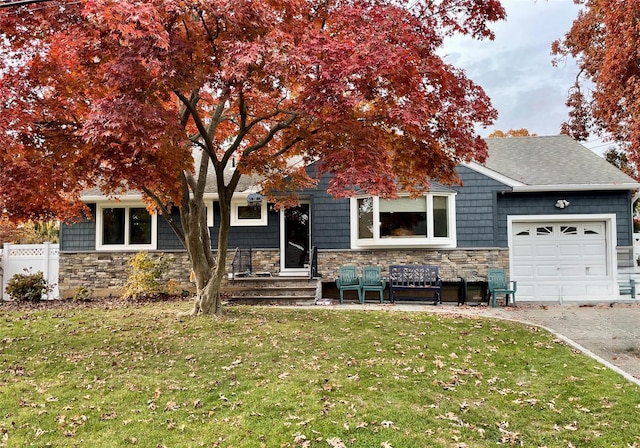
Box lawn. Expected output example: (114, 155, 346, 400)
(1, 302, 639, 447)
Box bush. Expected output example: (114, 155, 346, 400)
(5, 269, 52, 301)
(72, 286, 93, 302)
(122, 252, 173, 300)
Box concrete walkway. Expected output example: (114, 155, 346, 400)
(316, 301, 640, 386)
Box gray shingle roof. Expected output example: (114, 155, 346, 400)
(483, 135, 638, 188)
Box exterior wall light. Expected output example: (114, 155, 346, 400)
(247, 193, 263, 206)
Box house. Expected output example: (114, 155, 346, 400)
(58, 135, 640, 303)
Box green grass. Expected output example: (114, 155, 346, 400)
(1, 303, 639, 447)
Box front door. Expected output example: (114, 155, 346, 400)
(281, 203, 311, 274)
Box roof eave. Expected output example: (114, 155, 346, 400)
(512, 183, 640, 193)
(81, 192, 223, 202)
(464, 161, 525, 187)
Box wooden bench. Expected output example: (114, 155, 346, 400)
(389, 265, 442, 305)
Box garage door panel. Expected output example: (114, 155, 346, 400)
(582, 244, 607, 256)
(557, 243, 584, 257)
(559, 265, 588, 276)
(512, 244, 534, 257)
(511, 220, 612, 302)
(535, 244, 558, 257)
(512, 265, 534, 278)
(536, 284, 562, 298)
(516, 284, 535, 297)
(586, 284, 610, 295)
(585, 266, 607, 276)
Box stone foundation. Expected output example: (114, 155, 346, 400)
(59, 248, 508, 298)
(59, 251, 194, 298)
(318, 248, 508, 282)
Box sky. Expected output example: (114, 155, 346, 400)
(440, 0, 608, 156)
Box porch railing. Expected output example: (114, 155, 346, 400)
(231, 246, 319, 279)
(309, 246, 320, 279)
(230, 248, 252, 278)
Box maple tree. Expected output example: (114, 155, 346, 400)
(552, 0, 640, 167)
(0, 0, 505, 315)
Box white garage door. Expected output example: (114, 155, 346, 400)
(511, 221, 613, 302)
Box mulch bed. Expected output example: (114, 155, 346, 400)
(0, 294, 194, 312)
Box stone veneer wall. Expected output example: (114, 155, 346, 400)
(59, 248, 508, 297)
(317, 248, 509, 281)
(59, 251, 193, 298)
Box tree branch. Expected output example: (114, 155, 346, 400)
(179, 90, 200, 128)
(141, 186, 186, 245)
(194, 148, 210, 198)
(243, 110, 300, 157)
(174, 89, 216, 161)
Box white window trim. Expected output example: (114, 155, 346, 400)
(96, 203, 158, 251)
(230, 197, 268, 226)
(350, 194, 457, 248)
(206, 205, 214, 227)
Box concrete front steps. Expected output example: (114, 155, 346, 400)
(222, 275, 321, 306)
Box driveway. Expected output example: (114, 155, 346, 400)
(330, 301, 640, 385)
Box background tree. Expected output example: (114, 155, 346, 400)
(487, 128, 536, 138)
(552, 0, 640, 167)
(0, 0, 505, 315)
(0, 219, 58, 244)
(603, 145, 636, 178)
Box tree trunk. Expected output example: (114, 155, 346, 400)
(178, 193, 232, 316)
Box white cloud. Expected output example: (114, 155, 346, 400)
(441, 0, 584, 138)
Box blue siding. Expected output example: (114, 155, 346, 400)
(496, 191, 633, 247)
(61, 168, 635, 253)
(453, 166, 509, 248)
(211, 202, 280, 249)
(308, 174, 351, 250)
(60, 204, 96, 251)
(157, 208, 185, 251)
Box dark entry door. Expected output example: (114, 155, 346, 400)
(283, 203, 310, 270)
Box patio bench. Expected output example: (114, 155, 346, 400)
(388, 264, 442, 305)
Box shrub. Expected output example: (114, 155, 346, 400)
(72, 286, 93, 302)
(5, 269, 52, 301)
(122, 252, 173, 300)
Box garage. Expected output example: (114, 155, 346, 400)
(510, 218, 616, 302)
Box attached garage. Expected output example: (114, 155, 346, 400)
(509, 215, 617, 302)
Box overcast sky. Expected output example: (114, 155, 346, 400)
(440, 0, 608, 155)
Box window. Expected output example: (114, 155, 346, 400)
(97, 205, 157, 250)
(352, 194, 455, 247)
(230, 197, 268, 226)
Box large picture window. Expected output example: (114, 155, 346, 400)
(97, 205, 156, 250)
(352, 194, 455, 247)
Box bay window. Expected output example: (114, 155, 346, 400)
(352, 194, 455, 247)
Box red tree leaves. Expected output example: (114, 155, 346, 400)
(553, 0, 640, 167)
(1, 0, 506, 314)
(0, 0, 504, 222)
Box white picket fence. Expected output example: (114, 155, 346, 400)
(0, 243, 60, 300)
